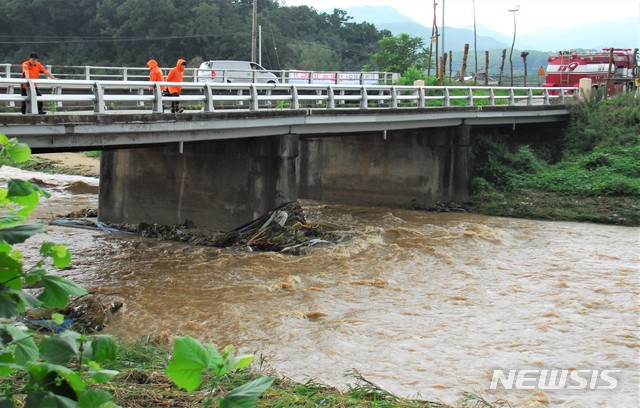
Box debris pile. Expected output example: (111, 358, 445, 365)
(211, 201, 336, 254)
(57, 201, 340, 254)
(21, 294, 123, 333)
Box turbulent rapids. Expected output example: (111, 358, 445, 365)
(2, 166, 638, 407)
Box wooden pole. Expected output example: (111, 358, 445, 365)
(484, 51, 489, 86)
(604, 47, 614, 98)
(499, 49, 506, 86)
(460, 43, 469, 83)
(433, 0, 439, 76)
(473, 0, 478, 84)
(449, 50, 452, 82)
(521, 51, 529, 86)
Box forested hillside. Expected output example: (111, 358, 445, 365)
(0, 0, 389, 70)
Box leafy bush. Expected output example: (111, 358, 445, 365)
(0, 134, 119, 407)
(563, 93, 640, 156)
(166, 336, 272, 407)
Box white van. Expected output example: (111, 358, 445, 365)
(196, 61, 279, 84)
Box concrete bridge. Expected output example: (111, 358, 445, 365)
(0, 79, 576, 230)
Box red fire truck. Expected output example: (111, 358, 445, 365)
(543, 48, 639, 95)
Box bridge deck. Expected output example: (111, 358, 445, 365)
(0, 105, 570, 152)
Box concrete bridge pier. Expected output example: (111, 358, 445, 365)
(98, 135, 299, 230)
(298, 126, 470, 208)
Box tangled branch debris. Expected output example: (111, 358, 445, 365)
(58, 201, 341, 254)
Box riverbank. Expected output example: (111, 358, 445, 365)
(464, 188, 639, 227)
(102, 338, 464, 408)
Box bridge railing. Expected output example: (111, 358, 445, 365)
(0, 63, 396, 85)
(0, 78, 578, 114)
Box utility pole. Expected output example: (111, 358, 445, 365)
(441, 0, 445, 61)
(473, 0, 478, 84)
(508, 6, 519, 87)
(251, 0, 258, 62)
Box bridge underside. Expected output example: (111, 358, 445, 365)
(98, 135, 298, 230)
(98, 126, 472, 230)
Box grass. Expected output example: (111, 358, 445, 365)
(89, 339, 503, 408)
(465, 188, 640, 226)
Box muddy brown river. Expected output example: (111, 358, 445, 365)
(2, 166, 638, 407)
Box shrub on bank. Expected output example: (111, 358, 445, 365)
(467, 93, 640, 225)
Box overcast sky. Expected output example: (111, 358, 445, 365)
(282, 0, 640, 36)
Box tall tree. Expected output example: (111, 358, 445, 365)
(367, 34, 428, 74)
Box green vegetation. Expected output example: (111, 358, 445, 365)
(0, 134, 120, 407)
(103, 340, 498, 408)
(466, 93, 640, 225)
(0, 0, 388, 72)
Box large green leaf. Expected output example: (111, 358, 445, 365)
(7, 179, 48, 199)
(90, 335, 116, 364)
(0, 252, 23, 290)
(39, 331, 81, 365)
(7, 143, 31, 163)
(0, 212, 26, 228)
(0, 223, 46, 245)
(4, 325, 38, 365)
(78, 390, 115, 408)
(40, 242, 71, 269)
(0, 134, 9, 146)
(0, 351, 16, 376)
(165, 336, 210, 391)
(37, 275, 86, 309)
(25, 391, 77, 408)
(23, 266, 46, 286)
(0, 289, 23, 318)
(219, 376, 274, 408)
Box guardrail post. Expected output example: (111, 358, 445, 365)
(84, 66, 91, 81)
(467, 87, 473, 106)
(55, 86, 63, 108)
(6, 85, 15, 107)
(93, 82, 106, 113)
(26, 80, 39, 114)
(508, 88, 515, 106)
(489, 88, 495, 106)
(418, 87, 425, 108)
(2, 64, 10, 78)
(123, 67, 128, 81)
(527, 89, 533, 105)
(360, 86, 368, 109)
(391, 87, 398, 108)
(137, 87, 145, 107)
(559, 89, 566, 104)
(444, 88, 450, 107)
(543, 88, 550, 105)
(203, 83, 214, 112)
(327, 86, 335, 109)
(152, 84, 164, 113)
(250, 84, 259, 111)
(291, 86, 299, 109)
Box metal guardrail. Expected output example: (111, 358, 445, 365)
(0, 78, 578, 114)
(0, 63, 396, 85)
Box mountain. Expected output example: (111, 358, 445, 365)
(330, 6, 639, 52)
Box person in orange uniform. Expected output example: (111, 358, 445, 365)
(165, 58, 187, 113)
(147, 59, 166, 90)
(21, 52, 56, 114)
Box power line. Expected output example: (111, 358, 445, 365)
(0, 32, 250, 45)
